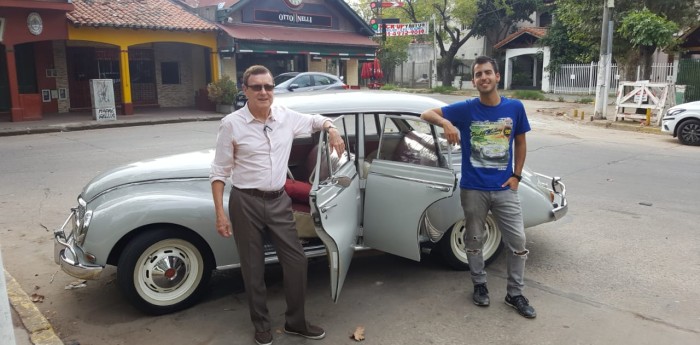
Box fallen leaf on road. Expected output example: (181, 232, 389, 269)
(31, 293, 45, 303)
(65, 280, 87, 290)
(350, 326, 365, 341)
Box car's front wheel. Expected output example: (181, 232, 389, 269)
(439, 214, 503, 271)
(677, 119, 700, 146)
(117, 228, 213, 315)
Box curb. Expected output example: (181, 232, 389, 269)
(0, 115, 224, 137)
(4, 270, 63, 345)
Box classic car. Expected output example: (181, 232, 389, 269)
(54, 91, 567, 315)
(661, 100, 700, 146)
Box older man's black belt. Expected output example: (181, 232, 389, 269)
(234, 186, 285, 200)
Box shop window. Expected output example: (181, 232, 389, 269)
(161, 62, 180, 84)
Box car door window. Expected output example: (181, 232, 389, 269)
(315, 75, 335, 86)
(294, 75, 312, 88)
(376, 116, 448, 168)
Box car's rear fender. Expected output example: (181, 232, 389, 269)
(424, 169, 558, 239)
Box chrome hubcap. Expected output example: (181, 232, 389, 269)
(142, 249, 190, 292)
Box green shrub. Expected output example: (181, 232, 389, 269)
(512, 90, 546, 101)
(380, 84, 397, 90)
(207, 76, 238, 105)
(432, 85, 457, 94)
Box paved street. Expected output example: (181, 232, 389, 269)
(1, 97, 699, 345)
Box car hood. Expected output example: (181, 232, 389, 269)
(82, 150, 214, 201)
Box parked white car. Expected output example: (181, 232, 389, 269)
(54, 91, 567, 315)
(661, 100, 700, 145)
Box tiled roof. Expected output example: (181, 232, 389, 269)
(178, 0, 239, 8)
(494, 27, 548, 49)
(67, 0, 218, 31)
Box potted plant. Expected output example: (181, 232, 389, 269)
(207, 76, 238, 114)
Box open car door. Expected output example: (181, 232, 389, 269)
(363, 115, 457, 261)
(309, 116, 361, 302)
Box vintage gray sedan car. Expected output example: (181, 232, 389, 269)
(54, 91, 567, 315)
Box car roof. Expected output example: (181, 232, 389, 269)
(274, 90, 447, 115)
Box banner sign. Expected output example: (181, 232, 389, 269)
(385, 22, 429, 36)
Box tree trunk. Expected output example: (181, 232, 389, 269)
(639, 46, 655, 81)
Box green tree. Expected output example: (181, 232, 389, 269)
(618, 8, 678, 80)
(399, 0, 540, 85)
(545, 0, 698, 80)
(351, 0, 540, 85)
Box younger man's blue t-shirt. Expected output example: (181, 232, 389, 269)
(442, 96, 531, 191)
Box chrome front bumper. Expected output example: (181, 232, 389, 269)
(535, 173, 568, 221)
(54, 210, 104, 280)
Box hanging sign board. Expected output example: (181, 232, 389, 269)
(385, 22, 428, 36)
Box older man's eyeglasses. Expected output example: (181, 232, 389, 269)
(246, 84, 275, 92)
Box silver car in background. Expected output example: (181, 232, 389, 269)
(54, 91, 567, 315)
(661, 100, 700, 145)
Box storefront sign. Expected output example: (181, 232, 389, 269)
(90, 79, 117, 121)
(385, 22, 429, 37)
(254, 9, 332, 28)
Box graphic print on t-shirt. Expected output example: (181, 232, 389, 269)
(469, 117, 512, 169)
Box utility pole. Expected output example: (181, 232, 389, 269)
(594, 0, 615, 119)
(432, 14, 438, 89)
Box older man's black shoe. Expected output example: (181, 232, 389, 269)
(254, 330, 273, 345)
(472, 283, 490, 306)
(505, 294, 537, 318)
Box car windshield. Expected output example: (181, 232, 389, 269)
(274, 74, 296, 85)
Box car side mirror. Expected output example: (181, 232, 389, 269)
(288, 84, 299, 91)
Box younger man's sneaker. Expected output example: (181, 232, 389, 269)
(254, 330, 273, 345)
(284, 324, 326, 340)
(505, 294, 537, 318)
(472, 283, 490, 306)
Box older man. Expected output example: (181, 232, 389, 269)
(210, 65, 345, 345)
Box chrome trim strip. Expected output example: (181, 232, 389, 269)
(87, 177, 209, 202)
(215, 247, 328, 271)
(370, 171, 454, 189)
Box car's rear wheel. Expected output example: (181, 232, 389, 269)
(677, 119, 700, 146)
(117, 228, 213, 315)
(439, 214, 503, 271)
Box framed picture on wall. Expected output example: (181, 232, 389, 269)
(59, 88, 68, 100)
(41, 89, 51, 102)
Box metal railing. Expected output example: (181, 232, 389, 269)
(550, 62, 675, 95)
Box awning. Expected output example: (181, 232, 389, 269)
(218, 24, 378, 57)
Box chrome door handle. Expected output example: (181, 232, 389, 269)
(427, 185, 450, 192)
(320, 204, 337, 213)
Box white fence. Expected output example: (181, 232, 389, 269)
(550, 62, 675, 95)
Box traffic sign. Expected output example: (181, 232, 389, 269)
(382, 1, 404, 7)
(370, 1, 405, 10)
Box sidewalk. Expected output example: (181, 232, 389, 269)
(0, 107, 224, 137)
